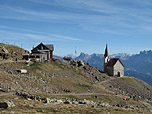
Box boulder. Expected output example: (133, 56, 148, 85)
(6, 101, 15, 107)
(77, 60, 85, 67)
(2, 47, 9, 54)
(45, 98, 51, 104)
(83, 99, 95, 105)
(64, 101, 70, 104)
(0, 101, 15, 109)
(55, 99, 63, 104)
(0, 102, 8, 109)
(100, 102, 110, 107)
(72, 101, 78, 105)
(16, 69, 27, 74)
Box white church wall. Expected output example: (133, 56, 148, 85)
(113, 61, 124, 77)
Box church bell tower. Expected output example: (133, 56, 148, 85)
(104, 44, 109, 72)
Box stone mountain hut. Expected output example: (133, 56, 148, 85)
(31, 43, 54, 61)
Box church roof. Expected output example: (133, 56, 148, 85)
(104, 44, 109, 57)
(107, 58, 124, 67)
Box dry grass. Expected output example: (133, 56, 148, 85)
(0, 97, 151, 114)
(0, 43, 28, 60)
(0, 62, 151, 113)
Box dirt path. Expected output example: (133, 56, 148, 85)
(49, 93, 108, 96)
(0, 92, 15, 96)
(0, 60, 25, 64)
(93, 77, 118, 94)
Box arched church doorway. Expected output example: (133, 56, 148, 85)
(118, 71, 120, 77)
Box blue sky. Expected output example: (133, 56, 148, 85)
(0, 0, 152, 56)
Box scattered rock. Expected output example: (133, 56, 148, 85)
(16, 69, 27, 74)
(100, 102, 110, 107)
(10, 111, 15, 114)
(0, 101, 15, 109)
(0, 102, 8, 109)
(70, 60, 85, 67)
(63, 88, 72, 93)
(45, 98, 51, 103)
(2, 47, 9, 54)
(6, 101, 15, 107)
(94, 95, 98, 99)
(16, 92, 113, 108)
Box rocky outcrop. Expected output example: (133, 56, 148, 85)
(16, 91, 144, 110)
(2, 47, 9, 54)
(16, 91, 145, 110)
(15, 92, 110, 108)
(70, 60, 106, 82)
(15, 92, 45, 101)
(70, 60, 85, 67)
(0, 43, 29, 60)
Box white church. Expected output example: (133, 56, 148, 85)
(104, 44, 124, 77)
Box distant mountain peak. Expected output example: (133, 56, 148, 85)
(140, 50, 152, 55)
(75, 52, 91, 61)
(91, 53, 103, 57)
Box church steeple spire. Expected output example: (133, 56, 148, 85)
(104, 44, 109, 57)
(104, 44, 109, 72)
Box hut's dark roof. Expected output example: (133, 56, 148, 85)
(32, 43, 54, 52)
(45, 44, 54, 51)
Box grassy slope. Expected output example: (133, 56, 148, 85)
(0, 43, 28, 59)
(101, 76, 152, 104)
(105, 76, 152, 91)
(0, 61, 104, 95)
(0, 92, 151, 114)
(0, 61, 152, 113)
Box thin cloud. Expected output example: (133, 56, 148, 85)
(0, 26, 81, 41)
(0, 5, 84, 21)
(0, 0, 152, 34)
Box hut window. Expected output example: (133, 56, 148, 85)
(41, 45, 43, 50)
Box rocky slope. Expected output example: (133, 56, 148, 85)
(0, 59, 152, 113)
(0, 43, 29, 60)
(102, 77, 152, 101)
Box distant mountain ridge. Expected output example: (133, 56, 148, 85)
(74, 51, 152, 86)
(75, 52, 131, 70)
